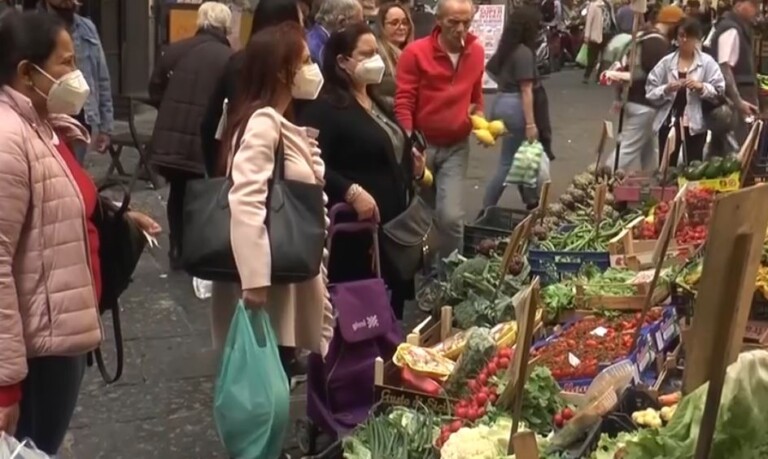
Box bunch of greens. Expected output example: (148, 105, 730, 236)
(520, 366, 565, 435)
(342, 406, 439, 459)
(421, 251, 530, 328)
(580, 267, 637, 297)
(541, 282, 576, 319)
(591, 431, 639, 459)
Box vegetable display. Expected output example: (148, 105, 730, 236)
(418, 250, 529, 328)
(342, 407, 439, 459)
(530, 311, 662, 381)
(349, 157, 760, 459)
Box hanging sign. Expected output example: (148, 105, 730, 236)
(469, 4, 506, 91)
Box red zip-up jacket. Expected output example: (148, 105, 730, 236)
(394, 26, 485, 147)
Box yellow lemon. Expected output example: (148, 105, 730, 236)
(473, 129, 495, 146)
(470, 115, 489, 130)
(488, 120, 507, 138)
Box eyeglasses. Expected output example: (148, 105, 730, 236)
(385, 19, 410, 28)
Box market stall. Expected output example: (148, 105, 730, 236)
(310, 117, 768, 459)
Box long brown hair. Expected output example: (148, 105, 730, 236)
(375, 2, 414, 77)
(218, 22, 306, 175)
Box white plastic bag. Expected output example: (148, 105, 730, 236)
(193, 277, 213, 300)
(0, 433, 50, 459)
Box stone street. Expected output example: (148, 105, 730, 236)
(60, 69, 615, 459)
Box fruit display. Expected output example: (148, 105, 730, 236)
(471, 114, 507, 146)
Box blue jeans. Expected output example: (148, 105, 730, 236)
(483, 93, 539, 208)
(423, 139, 470, 263)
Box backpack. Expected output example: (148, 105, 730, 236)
(611, 31, 666, 78)
(541, 0, 556, 23)
(87, 182, 148, 384)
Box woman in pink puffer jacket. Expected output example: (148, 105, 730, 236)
(0, 11, 160, 455)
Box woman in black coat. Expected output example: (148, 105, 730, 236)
(296, 23, 428, 319)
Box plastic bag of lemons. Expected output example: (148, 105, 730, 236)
(471, 115, 506, 147)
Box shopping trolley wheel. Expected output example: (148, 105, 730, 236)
(295, 418, 318, 455)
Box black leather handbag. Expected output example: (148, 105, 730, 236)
(381, 195, 440, 281)
(182, 135, 325, 284)
(181, 176, 237, 282)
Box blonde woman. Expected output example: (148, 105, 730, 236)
(375, 2, 413, 104)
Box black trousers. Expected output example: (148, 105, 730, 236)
(15, 355, 86, 455)
(162, 169, 203, 257)
(658, 122, 707, 167)
(583, 40, 607, 80)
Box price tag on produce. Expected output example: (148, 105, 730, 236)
(568, 352, 581, 367)
(591, 326, 608, 337)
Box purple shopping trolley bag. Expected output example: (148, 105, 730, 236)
(306, 206, 403, 437)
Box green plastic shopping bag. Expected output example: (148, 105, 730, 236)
(575, 43, 588, 68)
(214, 302, 290, 459)
(506, 141, 545, 188)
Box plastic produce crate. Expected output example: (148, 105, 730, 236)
(462, 206, 528, 256)
(613, 175, 678, 204)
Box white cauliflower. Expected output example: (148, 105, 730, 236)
(441, 425, 501, 459)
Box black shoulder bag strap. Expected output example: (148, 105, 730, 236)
(87, 181, 132, 384)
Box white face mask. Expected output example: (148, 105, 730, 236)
(33, 65, 91, 115)
(353, 55, 386, 85)
(292, 63, 324, 100)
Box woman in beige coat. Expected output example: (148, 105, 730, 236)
(211, 23, 334, 381)
(0, 12, 159, 455)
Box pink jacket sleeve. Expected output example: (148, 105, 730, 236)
(0, 127, 30, 387)
(228, 109, 280, 290)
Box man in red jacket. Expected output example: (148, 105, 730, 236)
(394, 0, 484, 263)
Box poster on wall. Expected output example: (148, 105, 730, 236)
(470, 4, 505, 91)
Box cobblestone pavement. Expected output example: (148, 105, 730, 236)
(59, 69, 615, 459)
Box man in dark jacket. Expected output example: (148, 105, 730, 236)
(709, 0, 759, 147)
(148, 1, 233, 268)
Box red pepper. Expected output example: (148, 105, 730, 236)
(401, 367, 443, 395)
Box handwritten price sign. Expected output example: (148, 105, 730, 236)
(470, 4, 506, 90)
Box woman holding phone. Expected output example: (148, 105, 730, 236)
(646, 18, 725, 165)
